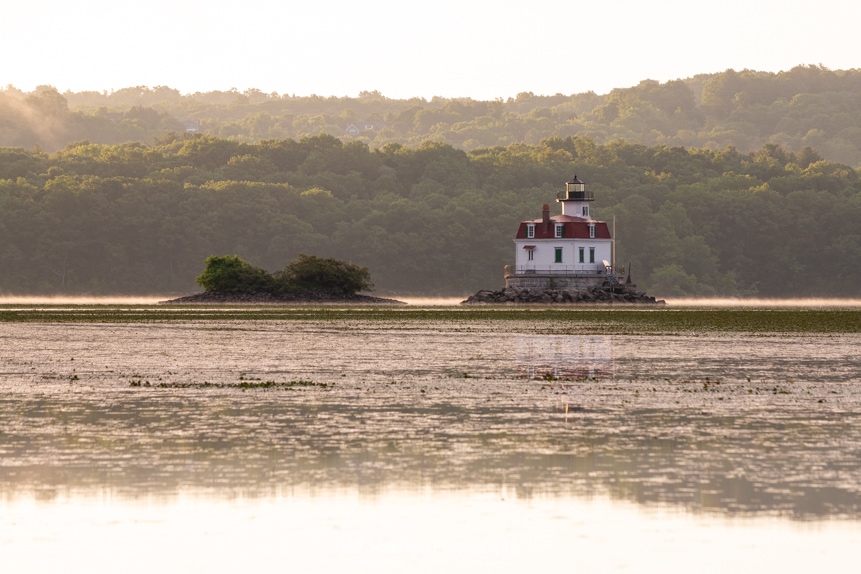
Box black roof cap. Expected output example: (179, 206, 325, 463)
(566, 175, 585, 184)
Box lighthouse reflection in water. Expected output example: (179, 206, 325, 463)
(516, 334, 612, 380)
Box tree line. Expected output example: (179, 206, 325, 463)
(4, 65, 861, 166)
(1, 133, 860, 298)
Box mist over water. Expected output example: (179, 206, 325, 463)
(4, 295, 861, 307)
(0, 296, 170, 305)
(665, 297, 861, 307)
(0, 295, 468, 306)
(397, 296, 466, 305)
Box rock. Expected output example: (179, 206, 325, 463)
(460, 284, 663, 305)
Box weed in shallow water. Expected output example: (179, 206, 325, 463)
(140, 379, 327, 390)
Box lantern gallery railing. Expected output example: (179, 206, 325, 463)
(556, 190, 594, 201)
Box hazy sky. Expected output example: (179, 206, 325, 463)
(5, 0, 859, 99)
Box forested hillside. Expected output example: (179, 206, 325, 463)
(1, 134, 859, 297)
(4, 65, 861, 166)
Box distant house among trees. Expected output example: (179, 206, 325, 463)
(345, 121, 385, 136)
(183, 120, 200, 133)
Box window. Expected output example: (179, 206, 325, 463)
(526, 224, 534, 239)
(555, 224, 564, 238)
(527, 249, 534, 261)
(589, 224, 595, 238)
(578, 247, 584, 263)
(582, 206, 589, 217)
(589, 247, 595, 263)
(554, 247, 563, 263)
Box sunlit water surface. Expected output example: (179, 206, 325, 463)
(3, 492, 859, 573)
(2, 308, 861, 572)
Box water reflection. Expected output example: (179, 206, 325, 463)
(516, 334, 612, 379)
(5, 491, 859, 574)
(1, 320, 861, 521)
(2, 393, 861, 519)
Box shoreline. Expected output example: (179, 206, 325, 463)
(158, 290, 407, 305)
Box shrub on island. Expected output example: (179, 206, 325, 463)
(195, 254, 373, 296)
(273, 254, 373, 295)
(195, 255, 274, 293)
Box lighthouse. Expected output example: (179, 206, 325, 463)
(504, 176, 619, 290)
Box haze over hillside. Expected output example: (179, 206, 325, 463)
(3, 65, 861, 166)
(1, 132, 858, 298)
(3, 64, 861, 299)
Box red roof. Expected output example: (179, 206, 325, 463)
(515, 215, 611, 240)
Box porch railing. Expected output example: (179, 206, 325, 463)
(504, 265, 610, 277)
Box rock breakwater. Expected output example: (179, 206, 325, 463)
(462, 284, 664, 305)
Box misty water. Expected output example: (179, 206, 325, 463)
(2, 306, 861, 571)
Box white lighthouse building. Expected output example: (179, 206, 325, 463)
(504, 176, 620, 290)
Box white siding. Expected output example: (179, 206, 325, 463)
(514, 238, 611, 272)
(561, 201, 589, 217)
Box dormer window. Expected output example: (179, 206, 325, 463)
(589, 224, 596, 239)
(526, 224, 535, 239)
(582, 206, 589, 217)
(555, 224, 564, 238)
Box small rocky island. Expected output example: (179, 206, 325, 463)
(161, 290, 404, 305)
(463, 176, 664, 305)
(160, 254, 405, 305)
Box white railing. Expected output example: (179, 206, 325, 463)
(505, 265, 607, 276)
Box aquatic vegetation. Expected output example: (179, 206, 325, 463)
(3, 304, 861, 521)
(1, 305, 860, 334)
(129, 379, 326, 390)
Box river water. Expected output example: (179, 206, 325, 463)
(2, 310, 861, 572)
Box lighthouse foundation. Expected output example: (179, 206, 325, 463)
(503, 265, 617, 291)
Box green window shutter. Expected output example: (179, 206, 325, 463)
(589, 247, 595, 263)
(555, 247, 563, 263)
(579, 247, 584, 263)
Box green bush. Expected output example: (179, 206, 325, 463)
(195, 254, 372, 295)
(195, 255, 273, 293)
(275, 254, 373, 295)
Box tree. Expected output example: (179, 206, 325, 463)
(195, 255, 273, 292)
(275, 254, 373, 294)
(649, 264, 704, 297)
